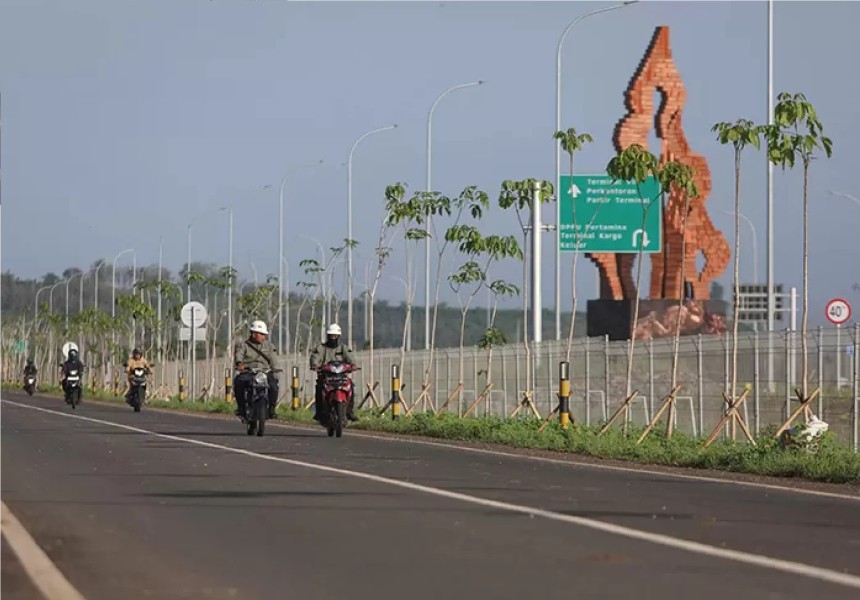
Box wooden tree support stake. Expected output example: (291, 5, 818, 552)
(598, 390, 640, 436)
(434, 384, 464, 416)
(703, 388, 756, 448)
(462, 383, 494, 418)
(538, 400, 561, 433)
(357, 381, 380, 409)
(509, 391, 542, 419)
(636, 385, 682, 444)
(406, 382, 433, 416)
(775, 387, 822, 439)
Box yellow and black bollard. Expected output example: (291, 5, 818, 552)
(178, 370, 186, 402)
(391, 364, 401, 420)
(113, 373, 120, 397)
(225, 368, 232, 403)
(559, 361, 571, 429)
(291, 366, 300, 410)
(91, 373, 98, 394)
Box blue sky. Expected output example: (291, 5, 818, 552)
(2, 0, 858, 325)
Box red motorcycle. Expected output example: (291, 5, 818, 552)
(318, 361, 359, 438)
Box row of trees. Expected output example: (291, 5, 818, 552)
(4, 91, 829, 433)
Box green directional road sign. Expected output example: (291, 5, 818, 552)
(559, 174, 662, 253)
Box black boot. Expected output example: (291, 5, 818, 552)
(347, 400, 359, 422)
(268, 403, 277, 420)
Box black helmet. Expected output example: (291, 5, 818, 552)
(68, 349, 78, 359)
(26, 358, 34, 366)
(132, 348, 141, 357)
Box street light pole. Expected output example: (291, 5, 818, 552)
(425, 80, 484, 349)
(279, 161, 323, 355)
(829, 190, 860, 211)
(112, 248, 134, 351)
(157, 237, 163, 367)
(766, 0, 775, 391)
(719, 209, 759, 284)
(186, 225, 192, 303)
(49, 280, 66, 315)
(555, 1, 638, 340)
(34, 284, 51, 323)
(94, 261, 104, 311)
(348, 124, 397, 349)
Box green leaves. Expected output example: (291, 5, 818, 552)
(606, 144, 698, 202)
(764, 92, 833, 170)
(498, 178, 554, 211)
(658, 161, 699, 199)
(712, 118, 763, 151)
(554, 127, 594, 156)
(606, 144, 659, 184)
(477, 326, 508, 350)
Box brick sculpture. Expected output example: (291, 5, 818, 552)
(589, 26, 729, 302)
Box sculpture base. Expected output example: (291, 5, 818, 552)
(587, 299, 728, 341)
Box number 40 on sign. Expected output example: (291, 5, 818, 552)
(825, 298, 851, 325)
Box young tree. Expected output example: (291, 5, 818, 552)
(498, 178, 553, 397)
(712, 119, 763, 416)
(605, 145, 697, 411)
(446, 228, 522, 412)
(423, 187, 489, 397)
(554, 127, 594, 362)
(764, 92, 832, 404)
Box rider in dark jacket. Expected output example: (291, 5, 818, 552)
(310, 323, 358, 423)
(233, 320, 279, 419)
(60, 349, 85, 399)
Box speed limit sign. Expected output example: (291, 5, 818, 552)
(825, 298, 851, 325)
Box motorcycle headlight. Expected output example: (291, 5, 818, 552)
(254, 372, 268, 386)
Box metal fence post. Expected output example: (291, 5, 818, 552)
(585, 336, 591, 426)
(753, 330, 760, 435)
(604, 335, 610, 419)
(853, 323, 858, 453)
(697, 333, 704, 436)
(648, 338, 655, 421)
(817, 326, 823, 416)
(785, 329, 791, 419)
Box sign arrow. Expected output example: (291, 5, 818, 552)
(569, 183, 581, 199)
(632, 229, 650, 248)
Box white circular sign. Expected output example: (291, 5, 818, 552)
(180, 301, 208, 327)
(61, 342, 79, 360)
(825, 298, 851, 325)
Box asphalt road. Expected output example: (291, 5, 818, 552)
(2, 390, 860, 600)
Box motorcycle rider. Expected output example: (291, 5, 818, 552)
(233, 320, 279, 420)
(310, 323, 358, 423)
(125, 348, 153, 404)
(60, 348, 85, 401)
(23, 359, 38, 379)
(22, 359, 38, 389)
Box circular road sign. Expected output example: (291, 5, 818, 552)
(61, 341, 79, 360)
(825, 298, 851, 325)
(180, 301, 208, 328)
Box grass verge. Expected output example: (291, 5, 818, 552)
(4, 384, 859, 485)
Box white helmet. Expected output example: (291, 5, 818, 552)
(250, 320, 269, 335)
(326, 323, 342, 336)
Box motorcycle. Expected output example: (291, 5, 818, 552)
(127, 367, 149, 413)
(63, 369, 82, 409)
(318, 361, 359, 438)
(240, 368, 281, 437)
(23, 374, 36, 396)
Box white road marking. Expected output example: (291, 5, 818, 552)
(4, 399, 860, 591)
(1, 500, 87, 600)
(71, 392, 859, 503)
